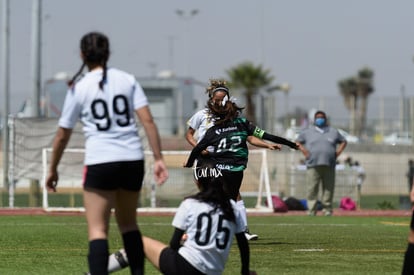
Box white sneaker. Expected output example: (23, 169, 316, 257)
(244, 231, 258, 241)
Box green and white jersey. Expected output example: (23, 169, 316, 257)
(185, 117, 297, 171)
(186, 117, 263, 172)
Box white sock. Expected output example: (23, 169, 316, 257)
(108, 249, 128, 273)
(237, 200, 248, 231)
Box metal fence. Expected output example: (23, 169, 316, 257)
(2, 93, 414, 209)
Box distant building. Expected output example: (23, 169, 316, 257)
(43, 72, 72, 118)
(41, 72, 196, 136)
(136, 76, 195, 136)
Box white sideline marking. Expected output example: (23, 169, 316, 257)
(1, 222, 172, 226)
(294, 248, 405, 253)
(294, 249, 326, 252)
(44, 207, 274, 214)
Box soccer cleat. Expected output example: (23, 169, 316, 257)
(244, 230, 258, 241)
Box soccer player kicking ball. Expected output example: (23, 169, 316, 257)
(185, 79, 282, 241)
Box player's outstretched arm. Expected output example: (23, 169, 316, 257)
(262, 132, 298, 150)
(247, 136, 281, 150)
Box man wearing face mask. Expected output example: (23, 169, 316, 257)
(296, 110, 347, 216)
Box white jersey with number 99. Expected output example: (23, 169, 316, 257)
(58, 67, 148, 165)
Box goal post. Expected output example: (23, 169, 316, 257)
(255, 149, 274, 210)
(42, 148, 86, 211)
(41, 148, 274, 212)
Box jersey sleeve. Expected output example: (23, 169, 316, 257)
(187, 110, 202, 129)
(262, 132, 298, 149)
(245, 119, 298, 149)
(132, 81, 149, 110)
(172, 200, 190, 230)
(244, 119, 265, 138)
(58, 88, 82, 129)
(184, 127, 215, 167)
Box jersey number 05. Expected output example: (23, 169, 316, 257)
(195, 213, 231, 249)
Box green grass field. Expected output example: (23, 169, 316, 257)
(0, 214, 409, 275)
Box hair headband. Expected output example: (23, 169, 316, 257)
(212, 87, 229, 95)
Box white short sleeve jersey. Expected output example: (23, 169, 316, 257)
(58, 68, 148, 165)
(172, 198, 245, 275)
(186, 108, 215, 143)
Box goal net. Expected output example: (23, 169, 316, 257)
(41, 148, 274, 212)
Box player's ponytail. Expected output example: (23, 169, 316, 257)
(67, 63, 86, 88)
(99, 62, 107, 90)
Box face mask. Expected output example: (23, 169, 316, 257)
(315, 117, 326, 127)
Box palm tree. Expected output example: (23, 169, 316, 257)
(338, 77, 358, 111)
(226, 62, 274, 123)
(356, 67, 374, 136)
(338, 77, 358, 134)
(338, 67, 374, 136)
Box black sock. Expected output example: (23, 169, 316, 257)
(88, 239, 109, 275)
(402, 242, 414, 275)
(122, 230, 144, 275)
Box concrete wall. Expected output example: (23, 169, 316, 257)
(265, 143, 414, 197)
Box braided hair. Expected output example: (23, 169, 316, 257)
(68, 32, 110, 90)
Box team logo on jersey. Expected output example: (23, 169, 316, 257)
(216, 164, 233, 170)
(215, 126, 237, 135)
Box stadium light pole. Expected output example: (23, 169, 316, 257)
(280, 83, 291, 129)
(267, 82, 291, 132)
(167, 35, 177, 73)
(28, 0, 43, 207)
(175, 9, 199, 77)
(1, 0, 10, 207)
(31, 0, 42, 117)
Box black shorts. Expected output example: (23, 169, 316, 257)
(221, 170, 244, 201)
(159, 247, 205, 275)
(83, 160, 144, 191)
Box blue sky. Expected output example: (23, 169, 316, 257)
(2, 0, 414, 113)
